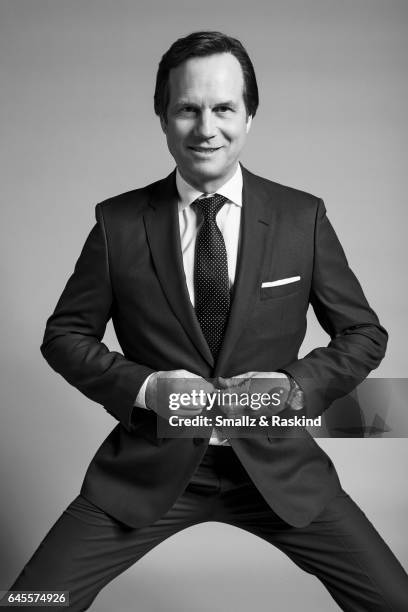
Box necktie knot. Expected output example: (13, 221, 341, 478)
(192, 194, 228, 221)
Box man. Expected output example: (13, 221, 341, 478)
(7, 31, 408, 611)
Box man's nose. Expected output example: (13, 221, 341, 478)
(196, 110, 216, 139)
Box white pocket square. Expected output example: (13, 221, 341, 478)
(261, 276, 301, 288)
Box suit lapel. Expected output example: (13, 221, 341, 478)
(143, 170, 214, 368)
(214, 166, 275, 375)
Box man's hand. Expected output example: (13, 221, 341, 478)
(217, 371, 303, 417)
(145, 369, 216, 419)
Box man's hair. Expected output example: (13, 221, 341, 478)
(154, 31, 259, 122)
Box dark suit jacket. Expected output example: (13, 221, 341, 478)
(40, 165, 387, 528)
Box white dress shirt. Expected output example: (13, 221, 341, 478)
(135, 163, 243, 445)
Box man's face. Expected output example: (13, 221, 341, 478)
(161, 52, 252, 192)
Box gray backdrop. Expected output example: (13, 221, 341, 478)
(1, 1, 407, 610)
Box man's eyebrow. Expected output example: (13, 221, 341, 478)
(173, 100, 237, 108)
(173, 100, 199, 107)
(213, 100, 237, 107)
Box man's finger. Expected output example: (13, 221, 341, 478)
(217, 376, 250, 388)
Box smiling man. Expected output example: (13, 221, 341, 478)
(7, 31, 408, 611)
(160, 52, 252, 192)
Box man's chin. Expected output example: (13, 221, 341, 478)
(180, 161, 236, 187)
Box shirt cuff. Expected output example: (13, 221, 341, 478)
(134, 373, 155, 409)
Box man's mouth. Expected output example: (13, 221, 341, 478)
(188, 146, 222, 154)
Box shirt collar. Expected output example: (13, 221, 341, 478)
(176, 163, 243, 212)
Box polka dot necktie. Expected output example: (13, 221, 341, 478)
(192, 194, 230, 359)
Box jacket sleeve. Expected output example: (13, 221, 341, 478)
(40, 203, 155, 432)
(282, 198, 388, 418)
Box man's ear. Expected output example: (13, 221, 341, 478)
(246, 115, 253, 134)
(160, 115, 167, 134)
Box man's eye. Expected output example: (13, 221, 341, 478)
(179, 106, 196, 114)
(215, 106, 232, 113)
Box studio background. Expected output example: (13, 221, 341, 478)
(1, 1, 407, 610)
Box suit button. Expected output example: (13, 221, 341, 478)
(193, 437, 204, 445)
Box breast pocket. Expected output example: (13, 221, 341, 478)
(260, 276, 301, 300)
